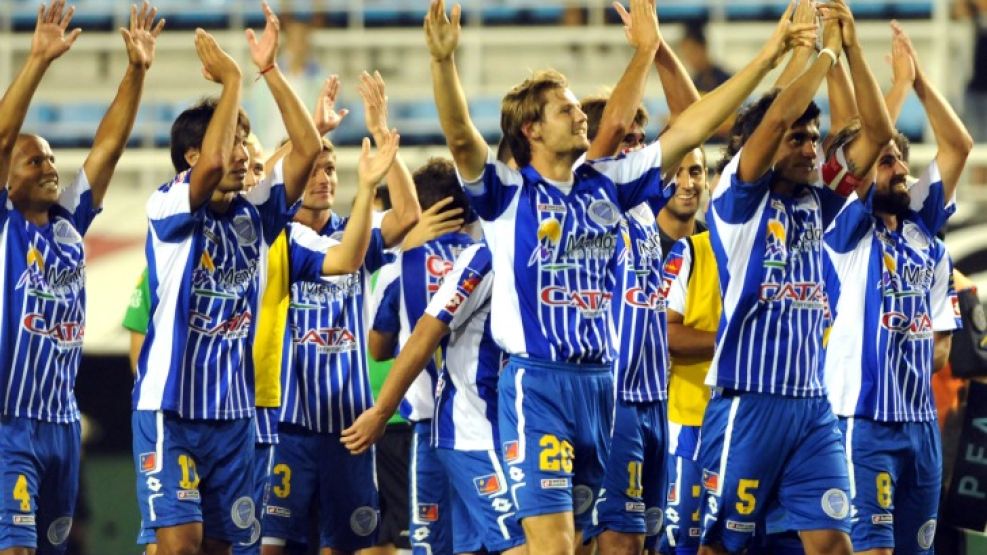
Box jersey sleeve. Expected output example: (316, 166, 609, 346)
(424, 244, 494, 330)
(458, 148, 523, 221)
(708, 150, 773, 225)
(363, 227, 389, 274)
(823, 190, 874, 254)
(662, 238, 693, 315)
(245, 158, 294, 245)
(372, 264, 402, 334)
(54, 169, 101, 236)
(908, 160, 955, 236)
(147, 171, 203, 242)
(121, 269, 152, 333)
(586, 139, 669, 211)
(286, 223, 339, 284)
(0, 188, 9, 227)
(930, 247, 961, 332)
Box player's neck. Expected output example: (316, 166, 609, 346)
(207, 191, 237, 214)
(12, 199, 50, 227)
(294, 206, 331, 231)
(657, 208, 697, 242)
(878, 211, 899, 231)
(530, 150, 577, 184)
(770, 178, 799, 197)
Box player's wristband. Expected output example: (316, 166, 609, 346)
(821, 145, 865, 197)
(819, 48, 838, 66)
(255, 63, 277, 82)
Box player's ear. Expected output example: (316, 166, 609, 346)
(522, 120, 539, 142)
(184, 148, 201, 168)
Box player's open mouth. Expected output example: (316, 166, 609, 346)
(40, 179, 59, 192)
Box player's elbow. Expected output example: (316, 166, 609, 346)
(368, 332, 395, 362)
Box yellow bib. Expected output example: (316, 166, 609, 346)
(668, 231, 722, 426)
(252, 230, 290, 408)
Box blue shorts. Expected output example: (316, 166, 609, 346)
(662, 423, 705, 553)
(699, 392, 851, 552)
(261, 423, 379, 551)
(0, 416, 79, 554)
(132, 410, 255, 545)
(498, 356, 613, 530)
(587, 399, 666, 548)
(436, 448, 525, 553)
(232, 443, 275, 555)
(410, 421, 452, 555)
(839, 417, 940, 554)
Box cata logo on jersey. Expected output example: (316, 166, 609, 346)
(539, 286, 612, 318)
(292, 326, 357, 353)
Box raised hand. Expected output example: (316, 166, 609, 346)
(401, 196, 465, 250)
(819, 0, 857, 50)
(888, 30, 916, 86)
(793, 0, 816, 25)
(820, 2, 844, 55)
(761, 1, 818, 68)
(31, 0, 82, 62)
(313, 75, 349, 135)
(890, 20, 919, 65)
(121, 1, 166, 70)
(194, 29, 241, 85)
(245, 1, 280, 70)
(612, 0, 660, 51)
(358, 71, 390, 139)
(424, 0, 461, 61)
(358, 132, 400, 189)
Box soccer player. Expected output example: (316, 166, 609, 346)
(425, 0, 815, 552)
(0, 2, 158, 553)
(260, 70, 419, 555)
(362, 161, 475, 555)
(822, 19, 973, 555)
(343, 242, 528, 555)
(697, 1, 892, 552)
(130, 2, 328, 552)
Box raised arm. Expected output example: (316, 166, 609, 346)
(663, 1, 819, 174)
(359, 71, 421, 247)
(246, 2, 321, 204)
(426, 0, 488, 181)
(655, 38, 701, 122)
(84, 2, 164, 207)
(893, 20, 973, 197)
(736, 6, 840, 182)
(0, 0, 81, 187)
(188, 31, 241, 210)
(322, 133, 400, 275)
(587, 0, 661, 159)
(884, 30, 915, 123)
(341, 314, 449, 454)
(773, 0, 817, 89)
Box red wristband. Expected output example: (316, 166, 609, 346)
(254, 63, 276, 82)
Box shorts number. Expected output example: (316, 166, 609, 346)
(13, 474, 31, 512)
(272, 463, 292, 498)
(538, 435, 573, 473)
(177, 454, 200, 490)
(735, 479, 760, 516)
(626, 461, 643, 498)
(876, 472, 892, 509)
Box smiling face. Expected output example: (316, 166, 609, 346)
(872, 141, 911, 217)
(301, 148, 338, 211)
(7, 134, 61, 212)
(772, 121, 821, 186)
(528, 88, 590, 161)
(667, 147, 707, 220)
(243, 138, 266, 192)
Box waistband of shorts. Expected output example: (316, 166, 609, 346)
(508, 355, 611, 375)
(412, 419, 433, 433)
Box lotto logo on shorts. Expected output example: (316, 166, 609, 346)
(540, 478, 570, 489)
(139, 452, 157, 473)
(177, 489, 200, 502)
(417, 503, 439, 522)
(726, 520, 756, 533)
(473, 474, 501, 496)
(503, 441, 519, 462)
(265, 505, 292, 518)
(625, 502, 646, 513)
(12, 515, 36, 526)
(702, 470, 719, 493)
(872, 514, 894, 525)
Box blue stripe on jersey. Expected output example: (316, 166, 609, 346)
(254, 406, 280, 444)
(398, 233, 476, 422)
(0, 172, 98, 423)
(134, 164, 293, 419)
(279, 217, 386, 433)
(707, 152, 847, 397)
(425, 243, 503, 451)
(824, 179, 957, 422)
(462, 143, 669, 365)
(609, 204, 669, 402)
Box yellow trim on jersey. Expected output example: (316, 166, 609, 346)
(252, 230, 290, 408)
(668, 231, 722, 426)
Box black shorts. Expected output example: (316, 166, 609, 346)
(375, 422, 412, 549)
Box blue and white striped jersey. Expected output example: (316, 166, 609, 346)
(279, 219, 388, 433)
(388, 233, 476, 422)
(425, 243, 504, 451)
(133, 161, 295, 419)
(609, 202, 669, 402)
(461, 143, 668, 364)
(824, 162, 959, 422)
(0, 171, 97, 423)
(706, 151, 847, 397)
(255, 406, 280, 444)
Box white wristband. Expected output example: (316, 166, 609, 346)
(819, 48, 838, 65)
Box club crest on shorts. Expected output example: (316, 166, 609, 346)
(918, 519, 936, 549)
(350, 506, 379, 536)
(645, 507, 664, 536)
(231, 496, 255, 529)
(47, 517, 72, 545)
(820, 488, 849, 519)
(573, 484, 594, 515)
